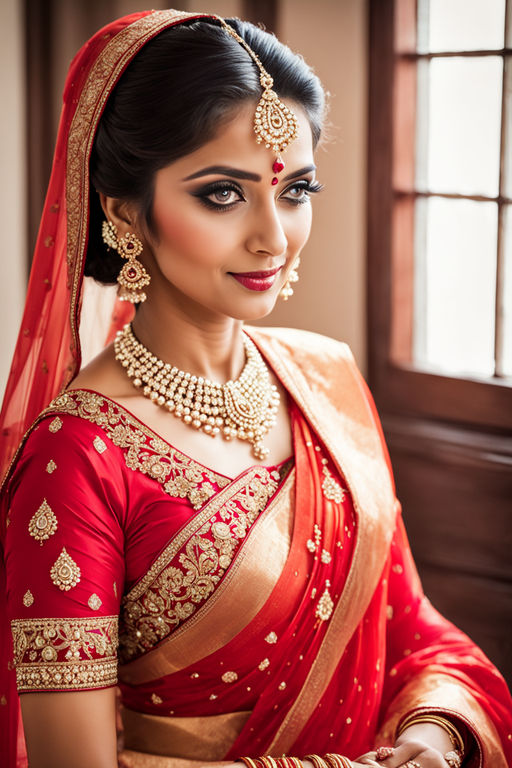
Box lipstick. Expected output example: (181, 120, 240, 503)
(230, 267, 282, 292)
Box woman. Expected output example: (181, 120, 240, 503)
(1, 9, 511, 768)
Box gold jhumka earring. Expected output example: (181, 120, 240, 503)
(101, 220, 151, 303)
(217, 18, 299, 184)
(280, 256, 300, 301)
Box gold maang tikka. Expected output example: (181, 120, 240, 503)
(217, 18, 299, 185)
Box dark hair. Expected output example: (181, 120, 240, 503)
(86, 17, 325, 283)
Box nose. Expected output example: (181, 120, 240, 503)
(245, 201, 288, 258)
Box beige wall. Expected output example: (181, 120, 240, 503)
(0, 0, 26, 396)
(262, 0, 368, 370)
(0, 0, 368, 399)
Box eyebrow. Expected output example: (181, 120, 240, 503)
(183, 164, 316, 183)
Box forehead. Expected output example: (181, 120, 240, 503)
(167, 100, 315, 177)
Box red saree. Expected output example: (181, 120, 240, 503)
(1, 9, 511, 768)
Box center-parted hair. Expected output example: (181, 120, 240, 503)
(86, 17, 326, 284)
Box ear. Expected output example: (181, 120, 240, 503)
(99, 194, 140, 237)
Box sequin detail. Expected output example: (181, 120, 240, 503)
(48, 417, 63, 433)
(28, 500, 58, 545)
(93, 436, 107, 454)
(265, 631, 278, 644)
(88, 594, 102, 611)
(315, 581, 334, 621)
(46, 460, 57, 474)
(23, 590, 34, 607)
(321, 464, 345, 503)
(221, 671, 238, 683)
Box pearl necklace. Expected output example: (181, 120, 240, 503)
(114, 324, 280, 459)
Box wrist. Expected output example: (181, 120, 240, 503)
(396, 722, 453, 755)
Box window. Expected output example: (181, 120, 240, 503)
(368, 0, 512, 428)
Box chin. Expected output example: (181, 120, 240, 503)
(229, 295, 280, 323)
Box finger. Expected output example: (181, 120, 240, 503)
(386, 744, 448, 768)
(378, 741, 422, 768)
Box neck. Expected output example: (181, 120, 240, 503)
(132, 298, 246, 385)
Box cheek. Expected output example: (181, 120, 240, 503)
(152, 206, 205, 260)
(152, 198, 230, 264)
(286, 205, 313, 251)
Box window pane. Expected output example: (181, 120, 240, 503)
(419, 0, 505, 53)
(501, 206, 512, 376)
(414, 198, 497, 377)
(422, 57, 502, 196)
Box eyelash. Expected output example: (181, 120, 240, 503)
(193, 179, 324, 211)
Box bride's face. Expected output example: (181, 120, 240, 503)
(145, 100, 318, 322)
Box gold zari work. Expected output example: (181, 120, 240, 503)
(88, 593, 102, 610)
(28, 499, 58, 545)
(23, 590, 34, 607)
(321, 464, 346, 504)
(50, 547, 81, 591)
(119, 468, 279, 662)
(93, 436, 107, 454)
(48, 417, 62, 433)
(46, 459, 57, 473)
(315, 581, 334, 622)
(11, 616, 118, 691)
(43, 390, 230, 510)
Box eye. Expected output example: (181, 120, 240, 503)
(210, 188, 241, 205)
(193, 181, 245, 211)
(281, 180, 324, 205)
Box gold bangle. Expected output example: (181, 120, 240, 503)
(304, 756, 329, 768)
(240, 759, 259, 768)
(397, 714, 464, 756)
(287, 759, 304, 768)
(324, 755, 343, 768)
(259, 758, 279, 768)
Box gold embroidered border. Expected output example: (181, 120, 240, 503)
(41, 390, 230, 509)
(119, 466, 279, 662)
(66, 10, 208, 355)
(16, 658, 118, 692)
(246, 328, 397, 754)
(119, 469, 294, 685)
(12, 615, 119, 691)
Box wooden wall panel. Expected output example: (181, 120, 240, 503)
(384, 415, 512, 686)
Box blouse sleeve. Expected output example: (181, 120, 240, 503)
(4, 413, 127, 693)
(377, 504, 512, 767)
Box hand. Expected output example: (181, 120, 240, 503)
(372, 739, 450, 767)
(366, 721, 457, 767)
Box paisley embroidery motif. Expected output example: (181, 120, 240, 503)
(28, 500, 58, 545)
(50, 547, 81, 591)
(321, 459, 346, 504)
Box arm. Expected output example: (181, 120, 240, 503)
(21, 689, 118, 768)
(4, 413, 126, 767)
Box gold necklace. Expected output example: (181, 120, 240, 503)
(114, 324, 280, 459)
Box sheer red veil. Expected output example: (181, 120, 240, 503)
(0, 10, 215, 765)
